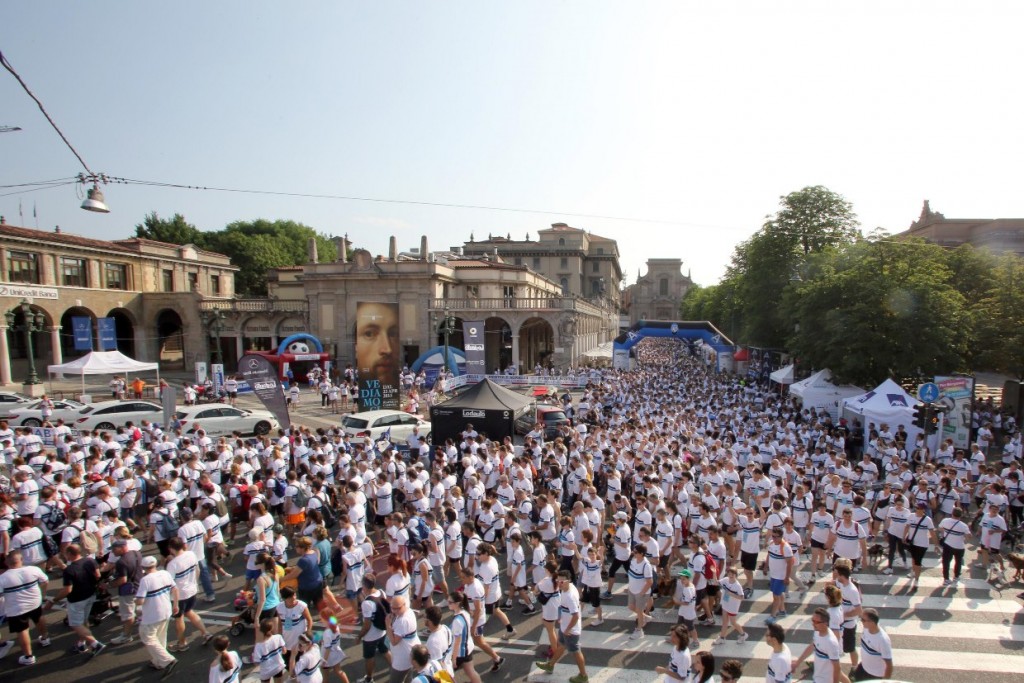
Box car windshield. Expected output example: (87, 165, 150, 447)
(78, 406, 94, 415)
(542, 410, 568, 423)
(342, 416, 369, 429)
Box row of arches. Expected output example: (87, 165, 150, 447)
(432, 315, 554, 372)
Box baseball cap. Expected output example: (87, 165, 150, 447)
(677, 568, 693, 579)
(141, 556, 158, 568)
(111, 539, 128, 549)
(614, 512, 628, 521)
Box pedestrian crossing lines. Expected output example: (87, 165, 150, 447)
(515, 569, 1023, 683)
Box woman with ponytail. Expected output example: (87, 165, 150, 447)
(208, 634, 242, 683)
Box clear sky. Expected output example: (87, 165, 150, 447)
(2, 1, 1023, 287)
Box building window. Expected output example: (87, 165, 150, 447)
(591, 279, 602, 295)
(558, 238, 565, 246)
(532, 257, 540, 270)
(592, 261, 600, 273)
(60, 257, 88, 287)
(560, 257, 568, 268)
(105, 263, 128, 290)
(188, 272, 199, 292)
(514, 257, 522, 266)
(210, 274, 221, 295)
(597, 247, 604, 255)
(560, 277, 569, 295)
(162, 269, 174, 292)
(659, 278, 668, 296)
(8, 251, 40, 284)
(466, 285, 479, 298)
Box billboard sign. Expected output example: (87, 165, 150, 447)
(355, 301, 400, 410)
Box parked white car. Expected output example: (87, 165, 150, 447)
(6, 397, 87, 427)
(72, 400, 165, 431)
(0, 392, 32, 419)
(174, 404, 278, 437)
(341, 409, 431, 444)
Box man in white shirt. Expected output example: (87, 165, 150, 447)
(852, 608, 893, 681)
(792, 607, 841, 683)
(0, 549, 51, 666)
(165, 536, 213, 652)
(535, 570, 588, 683)
(135, 555, 179, 675)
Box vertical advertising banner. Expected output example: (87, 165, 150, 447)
(935, 375, 974, 449)
(71, 316, 93, 351)
(463, 320, 486, 376)
(211, 363, 225, 393)
(97, 317, 117, 350)
(238, 354, 291, 428)
(355, 301, 400, 410)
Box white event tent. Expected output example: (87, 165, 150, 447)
(842, 378, 922, 446)
(790, 369, 863, 420)
(769, 363, 794, 385)
(48, 350, 160, 397)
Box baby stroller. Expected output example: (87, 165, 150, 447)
(63, 582, 115, 628)
(229, 589, 256, 637)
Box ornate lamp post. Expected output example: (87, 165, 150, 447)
(201, 308, 225, 364)
(5, 299, 46, 387)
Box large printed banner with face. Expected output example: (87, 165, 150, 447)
(355, 301, 400, 410)
(238, 354, 291, 428)
(462, 320, 486, 375)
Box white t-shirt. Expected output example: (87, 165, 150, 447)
(136, 569, 176, 625)
(253, 633, 286, 680)
(10, 527, 46, 566)
(811, 629, 841, 683)
(389, 608, 421, 671)
(557, 584, 582, 635)
(0, 565, 47, 617)
(208, 650, 241, 683)
(294, 646, 323, 683)
(166, 550, 200, 600)
(766, 644, 793, 683)
(859, 627, 893, 678)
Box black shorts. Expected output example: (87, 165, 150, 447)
(455, 652, 475, 668)
(695, 588, 707, 604)
(485, 602, 497, 616)
(299, 585, 324, 608)
(740, 551, 758, 572)
(228, 391, 238, 399)
(908, 544, 927, 566)
(362, 635, 389, 660)
(582, 586, 602, 608)
(260, 607, 278, 622)
(810, 538, 826, 550)
(173, 595, 197, 619)
(704, 584, 720, 598)
(608, 556, 627, 578)
(8, 605, 43, 633)
(842, 626, 857, 653)
(658, 555, 670, 570)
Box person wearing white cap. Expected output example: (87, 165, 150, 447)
(136, 554, 179, 677)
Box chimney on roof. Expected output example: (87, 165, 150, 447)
(335, 236, 347, 263)
(421, 235, 428, 261)
(55, 225, 61, 234)
(389, 236, 397, 261)
(0, 216, 5, 225)
(307, 237, 319, 263)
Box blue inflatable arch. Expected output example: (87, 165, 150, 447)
(613, 320, 734, 368)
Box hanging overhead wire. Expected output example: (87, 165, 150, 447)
(0, 50, 98, 178)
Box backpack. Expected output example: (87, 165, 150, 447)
(214, 495, 229, 519)
(367, 593, 391, 630)
(408, 516, 429, 545)
(40, 502, 67, 534)
(273, 478, 287, 499)
(701, 551, 720, 585)
(319, 498, 338, 528)
(291, 484, 309, 510)
(529, 499, 541, 526)
(74, 522, 101, 556)
(155, 509, 180, 537)
(142, 476, 159, 506)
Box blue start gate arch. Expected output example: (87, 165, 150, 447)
(613, 320, 734, 370)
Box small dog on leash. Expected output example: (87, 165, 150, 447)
(867, 543, 886, 566)
(1007, 552, 1024, 582)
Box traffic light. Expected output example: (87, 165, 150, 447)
(925, 411, 940, 435)
(912, 403, 927, 429)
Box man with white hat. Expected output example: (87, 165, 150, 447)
(136, 554, 179, 677)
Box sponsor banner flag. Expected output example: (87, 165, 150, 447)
(238, 354, 291, 428)
(71, 316, 93, 351)
(355, 302, 400, 410)
(935, 375, 974, 450)
(97, 317, 117, 350)
(463, 320, 486, 375)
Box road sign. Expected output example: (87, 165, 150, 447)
(918, 382, 940, 403)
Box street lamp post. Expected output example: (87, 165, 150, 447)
(5, 299, 46, 388)
(439, 308, 456, 375)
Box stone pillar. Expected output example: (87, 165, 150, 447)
(511, 334, 520, 373)
(389, 236, 398, 261)
(235, 335, 244, 361)
(49, 326, 63, 379)
(420, 235, 429, 261)
(336, 237, 347, 263)
(307, 238, 319, 264)
(0, 326, 11, 386)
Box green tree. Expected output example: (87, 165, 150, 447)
(134, 212, 205, 246)
(203, 219, 337, 296)
(785, 238, 970, 386)
(973, 253, 1024, 378)
(726, 186, 859, 347)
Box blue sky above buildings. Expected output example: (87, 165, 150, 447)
(2, 1, 1023, 286)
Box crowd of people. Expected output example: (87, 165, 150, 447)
(0, 336, 1021, 683)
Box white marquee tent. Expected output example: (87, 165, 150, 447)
(842, 378, 922, 446)
(769, 363, 794, 385)
(790, 369, 863, 420)
(48, 350, 160, 396)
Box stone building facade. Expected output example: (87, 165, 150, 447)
(0, 219, 237, 387)
(623, 258, 694, 325)
(896, 200, 1024, 256)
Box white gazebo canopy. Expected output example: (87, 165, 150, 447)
(769, 363, 794, 385)
(48, 350, 160, 396)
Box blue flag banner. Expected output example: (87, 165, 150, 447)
(97, 317, 117, 350)
(71, 316, 93, 351)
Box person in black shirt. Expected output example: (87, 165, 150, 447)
(107, 539, 143, 645)
(46, 544, 106, 656)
